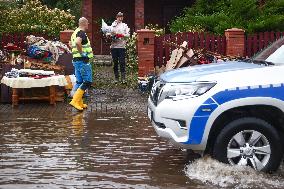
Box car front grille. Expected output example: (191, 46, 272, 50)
(150, 81, 165, 106)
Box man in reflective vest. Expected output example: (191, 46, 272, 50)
(69, 17, 94, 111)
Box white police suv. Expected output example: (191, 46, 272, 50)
(148, 38, 284, 172)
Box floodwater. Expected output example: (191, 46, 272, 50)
(0, 104, 284, 189)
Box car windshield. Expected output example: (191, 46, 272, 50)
(252, 37, 284, 65)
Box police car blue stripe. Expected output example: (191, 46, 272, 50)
(184, 83, 284, 145)
(214, 83, 284, 105)
(203, 97, 216, 105)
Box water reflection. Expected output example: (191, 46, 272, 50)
(71, 112, 85, 136)
(0, 110, 283, 189)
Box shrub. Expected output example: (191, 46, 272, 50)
(0, 0, 76, 36)
(170, 0, 284, 34)
(42, 0, 82, 21)
(145, 24, 165, 36)
(125, 33, 138, 88)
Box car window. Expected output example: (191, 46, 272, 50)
(265, 45, 284, 65)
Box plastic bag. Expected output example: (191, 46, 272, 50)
(101, 19, 113, 34)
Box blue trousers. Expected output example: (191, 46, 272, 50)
(73, 60, 93, 91)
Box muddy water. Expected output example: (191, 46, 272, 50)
(0, 109, 283, 189)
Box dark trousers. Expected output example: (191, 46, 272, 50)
(111, 48, 126, 80)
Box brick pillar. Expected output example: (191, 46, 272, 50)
(137, 29, 155, 77)
(60, 30, 74, 47)
(81, 0, 93, 45)
(225, 28, 245, 57)
(135, 0, 144, 31)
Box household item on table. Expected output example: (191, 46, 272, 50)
(5, 68, 19, 78)
(4, 69, 55, 78)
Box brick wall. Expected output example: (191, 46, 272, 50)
(137, 29, 155, 77)
(81, 0, 94, 45)
(59, 30, 74, 47)
(135, 0, 144, 30)
(225, 28, 245, 57)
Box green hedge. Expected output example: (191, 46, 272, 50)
(170, 0, 284, 34)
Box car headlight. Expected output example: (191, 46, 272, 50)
(165, 82, 216, 100)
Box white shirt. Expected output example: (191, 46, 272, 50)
(110, 21, 130, 49)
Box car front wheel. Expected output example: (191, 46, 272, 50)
(213, 117, 283, 172)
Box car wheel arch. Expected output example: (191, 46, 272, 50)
(203, 104, 284, 155)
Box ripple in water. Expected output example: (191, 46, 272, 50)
(185, 156, 284, 188)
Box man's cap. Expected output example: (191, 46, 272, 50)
(116, 12, 124, 17)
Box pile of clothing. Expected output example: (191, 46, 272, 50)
(26, 35, 71, 64)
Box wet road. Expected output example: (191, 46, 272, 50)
(0, 101, 284, 188)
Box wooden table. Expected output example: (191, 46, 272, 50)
(11, 85, 56, 106)
(1, 75, 67, 107)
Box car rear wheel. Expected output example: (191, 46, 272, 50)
(213, 117, 283, 172)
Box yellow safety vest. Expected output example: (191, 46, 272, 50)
(71, 28, 94, 59)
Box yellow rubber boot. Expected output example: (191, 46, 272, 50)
(79, 98, 88, 109)
(69, 88, 85, 111)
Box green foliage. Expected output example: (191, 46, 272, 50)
(0, 0, 76, 36)
(170, 0, 284, 34)
(264, 0, 284, 15)
(42, 0, 82, 21)
(145, 24, 165, 36)
(0, 0, 19, 9)
(125, 33, 138, 88)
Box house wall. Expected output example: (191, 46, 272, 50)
(90, 0, 194, 55)
(92, 0, 135, 55)
(145, 0, 194, 32)
(82, 0, 94, 47)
